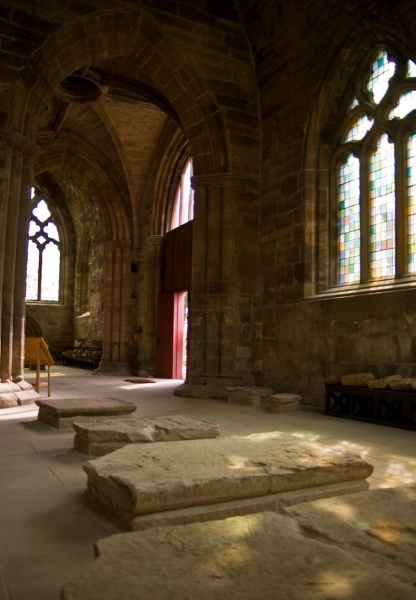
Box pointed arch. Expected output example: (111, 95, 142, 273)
(14, 9, 229, 176)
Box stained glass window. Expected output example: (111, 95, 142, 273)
(343, 115, 373, 142)
(367, 50, 396, 104)
(369, 135, 395, 278)
(335, 48, 416, 287)
(388, 91, 416, 120)
(407, 134, 416, 272)
(338, 154, 361, 283)
(26, 188, 60, 301)
(408, 60, 416, 78)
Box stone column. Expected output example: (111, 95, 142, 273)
(95, 239, 133, 375)
(0, 131, 39, 388)
(135, 235, 163, 376)
(176, 173, 259, 398)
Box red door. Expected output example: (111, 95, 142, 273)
(155, 292, 185, 378)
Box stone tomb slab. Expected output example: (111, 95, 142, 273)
(36, 398, 136, 429)
(83, 432, 373, 530)
(73, 415, 220, 456)
(62, 487, 416, 600)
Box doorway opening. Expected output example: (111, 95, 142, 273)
(155, 290, 188, 380)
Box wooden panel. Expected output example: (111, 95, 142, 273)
(163, 221, 192, 293)
(25, 337, 55, 396)
(155, 293, 185, 379)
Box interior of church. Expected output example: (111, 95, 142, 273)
(1, 0, 416, 406)
(1, 0, 416, 598)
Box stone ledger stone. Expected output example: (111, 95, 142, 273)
(36, 398, 136, 429)
(61, 487, 416, 600)
(73, 415, 220, 456)
(83, 432, 373, 530)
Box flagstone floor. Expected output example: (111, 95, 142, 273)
(0, 366, 415, 600)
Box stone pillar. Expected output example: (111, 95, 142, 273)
(176, 173, 259, 398)
(135, 235, 163, 376)
(96, 240, 133, 375)
(0, 131, 39, 389)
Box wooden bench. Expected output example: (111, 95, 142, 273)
(325, 384, 416, 430)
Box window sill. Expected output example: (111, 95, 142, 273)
(307, 277, 416, 301)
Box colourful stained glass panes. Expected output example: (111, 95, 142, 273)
(367, 50, 396, 104)
(388, 91, 416, 120)
(408, 60, 416, 78)
(349, 98, 359, 110)
(338, 154, 361, 284)
(407, 133, 416, 273)
(369, 134, 395, 278)
(344, 115, 373, 142)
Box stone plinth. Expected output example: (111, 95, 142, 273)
(83, 432, 373, 530)
(36, 398, 136, 429)
(0, 380, 40, 408)
(268, 393, 302, 413)
(227, 386, 273, 406)
(61, 487, 416, 600)
(73, 415, 220, 456)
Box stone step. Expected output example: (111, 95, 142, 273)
(226, 386, 273, 406)
(268, 393, 302, 413)
(61, 486, 416, 600)
(35, 397, 137, 429)
(83, 432, 373, 530)
(73, 415, 220, 456)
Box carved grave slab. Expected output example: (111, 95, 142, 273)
(62, 487, 416, 600)
(73, 415, 220, 456)
(36, 398, 136, 429)
(83, 431, 373, 530)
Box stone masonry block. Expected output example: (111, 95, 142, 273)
(227, 386, 273, 406)
(268, 393, 302, 414)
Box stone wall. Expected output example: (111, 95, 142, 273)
(25, 304, 73, 364)
(239, 0, 416, 405)
(259, 289, 416, 406)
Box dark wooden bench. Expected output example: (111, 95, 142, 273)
(325, 384, 416, 431)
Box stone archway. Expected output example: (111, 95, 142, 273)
(1, 5, 262, 394)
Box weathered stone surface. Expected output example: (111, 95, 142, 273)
(36, 398, 136, 429)
(15, 389, 39, 405)
(17, 380, 37, 391)
(268, 393, 301, 413)
(284, 486, 416, 591)
(340, 372, 375, 387)
(368, 374, 408, 390)
(0, 381, 21, 394)
(227, 386, 273, 405)
(0, 394, 18, 408)
(388, 377, 414, 391)
(61, 490, 416, 600)
(73, 415, 220, 456)
(83, 432, 373, 530)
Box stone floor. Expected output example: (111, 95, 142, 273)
(0, 366, 415, 600)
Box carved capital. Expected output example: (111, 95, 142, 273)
(191, 172, 246, 190)
(0, 129, 39, 159)
(146, 234, 164, 246)
(105, 239, 132, 250)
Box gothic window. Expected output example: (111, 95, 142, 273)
(170, 158, 194, 230)
(333, 49, 416, 288)
(26, 187, 61, 301)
